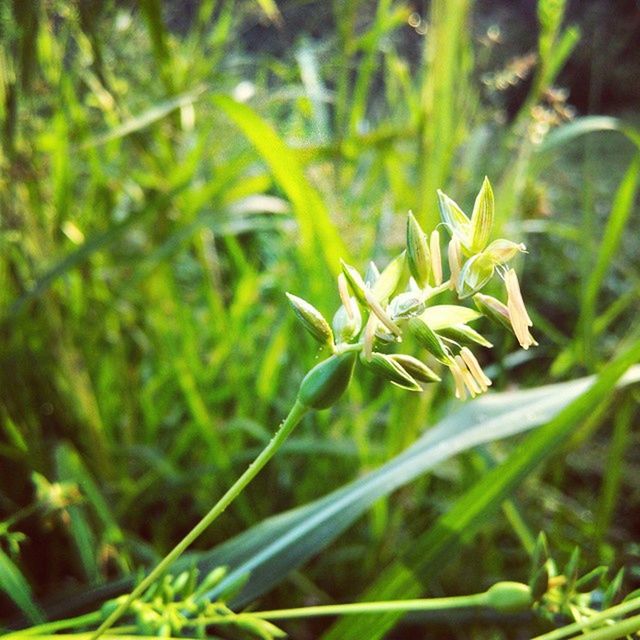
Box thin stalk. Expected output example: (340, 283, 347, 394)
(4, 612, 102, 637)
(532, 594, 640, 640)
(250, 593, 488, 620)
(89, 401, 310, 640)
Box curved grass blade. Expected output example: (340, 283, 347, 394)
(0, 549, 45, 624)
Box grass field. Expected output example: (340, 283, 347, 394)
(1, 1, 640, 638)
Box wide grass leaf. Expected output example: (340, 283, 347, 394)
(0, 549, 45, 624)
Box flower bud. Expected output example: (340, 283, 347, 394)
(406, 212, 431, 287)
(389, 354, 441, 383)
(484, 582, 532, 613)
(484, 239, 526, 265)
(470, 176, 494, 252)
(361, 352, 422, 391)
(332, 302, 362, 343)
(340, 260, 368, 305)
(456, 253, 495, 298)
(297, 352, 356, 410)
(286, 293, 334, 347)
(437, 189, 471, 252)
(372, 251, 407, 303)
(473, 293, 512, 331)
(408, 317, 449, 363)
(437, 324, 493, 349)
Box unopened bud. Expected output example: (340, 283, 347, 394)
(341, 260, 368, 305)
(389, 354, 441, 383)
(372, 251, 407, 303)
(437, 324, 493, 349)
(407, 212, 431, 287)
(456, 253, 495, 298)
(470, 176, 494, 252)
(437, 190, 471, 252)
(408, 317, 449, 363)
(484, 582, 532, 613)
(298, 353, 356, 410)
(484, 239, 526, 265)
(287, 293, 334, 347)
(332, 303, 362, 343)
(473, 293, 512, 331)
(361, 352, 422, 391)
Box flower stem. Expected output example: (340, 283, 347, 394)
(249, 593, 488, 620)
(89, 400, 310, 640)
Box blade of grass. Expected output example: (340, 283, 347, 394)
(0, 549, 45, 624)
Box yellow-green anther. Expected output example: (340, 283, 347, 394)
(364, 288, 402, 336)
(437, 324, 493, 349)
(484, 582, 532, 614)
(430, 230, 442, 285)
(286, 293, 334, 347)
(456, 253, 495, 298)
(340, 260, 368, 305)
(505, 268, 538, 350)
(448, 237, 462, 291)
(470, 176, 494, 252)
(389, 354, 441, 383)
(406, 212, 431, 287)
(337, 273, 355, 318)
(455, 354, 481, 397)
(362, 312, 378, 360)
(408, 317, 449, 363)
(484, 239, 527, 265)
(448, 356, 467, 400)
(437, 190, 471, 252)
(297, 352, 356, 410)
(361, 352, 422, 391)
(372, 251, 407, 303)
(460, 347, 492, 391)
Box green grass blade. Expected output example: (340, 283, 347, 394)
(322, 339, 640, 640)
(0, 549, 45, 624)
(211, 95, 349, 279)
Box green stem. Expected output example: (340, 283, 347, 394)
(532, 594, 640, 640)
(89, 401, 310, 640)
(3, 612, 102, 637)
(250, 593, 487, 620)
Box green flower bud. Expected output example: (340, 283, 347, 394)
(437, 190, 471, 252)
(406, 212, 431, 287)
(484, 581, 533, 613)
(389, 354, 441, 383)
(332, 302, 362, 343)
(287, 293, 334, 347)
(408, 317, 449, 363)
(372, 251, 407, 303)
(529, 565, 550, 602)
(298, 352, 356, 410)
(419, 304, 482, 330)
(483, 238, 526, 265)
(341, 260, 369, 305)
(360, 352, 422, 391)
(456, 253, 495, 298)
(473, 293, 513, 332)
(470, 176, 494, 252)
(437, 323, 493, 348)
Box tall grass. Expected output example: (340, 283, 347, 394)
(1, 1, 639, 638)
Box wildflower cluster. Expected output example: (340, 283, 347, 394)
(288, 178, 537, 408)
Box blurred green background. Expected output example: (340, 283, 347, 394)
(1, 1, 639, 638)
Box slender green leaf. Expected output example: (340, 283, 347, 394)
(0, 549, 45, 624)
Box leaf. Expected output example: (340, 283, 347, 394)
(211, 95, 349, 280)
(0, 549, 45, 624)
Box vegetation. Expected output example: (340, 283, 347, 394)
(1, 1, 639, 638)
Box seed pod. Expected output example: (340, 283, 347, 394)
(484, 582, 533, 613)
(470, 176, 494, 252)
(408, 317, 449, 363)
(437, 324, 493, 349)
(298, 352, 356, 410)
(406, 212, 431, 287)
(389, 354, 441, 383)
(286, 293, 334, 347)
(456, 253, 495, 298)
(360, 352, 422, 391)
